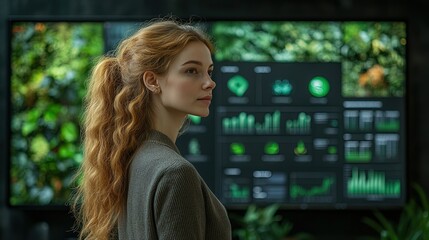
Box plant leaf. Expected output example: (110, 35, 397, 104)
(373, 211, 397, 239)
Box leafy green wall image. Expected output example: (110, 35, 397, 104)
(212, 21, 342, 62)
(211, 21, 406, 97)
(341, 22, 406, 97)
(10, 22, 104, 205)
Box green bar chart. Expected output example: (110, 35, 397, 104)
(344, 110, 373, 131)
(223, 178, 251, 203)
(344, 110, 359, 131)
(359, 110, 373, 131)
(346, 167, 401, 197)
(229, 183, 250, 199)
(286, 112, 311, 134)
(375, 110, 400, 132)
(222, 111, 281, 134)
(345, 141, 372, 162)
(375, 134, 399, 160)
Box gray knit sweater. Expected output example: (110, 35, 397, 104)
(118, 130, 231, 240)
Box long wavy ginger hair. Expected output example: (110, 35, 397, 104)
(72, 19, 214, 240)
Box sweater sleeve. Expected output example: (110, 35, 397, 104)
(154, 162, 206, 240)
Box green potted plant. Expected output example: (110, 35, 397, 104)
(231, 204, 313, 240)
(361, 183, 429, 240)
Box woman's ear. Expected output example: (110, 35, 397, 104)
(143, 71, 161, 93)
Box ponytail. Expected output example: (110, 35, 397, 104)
(72, 57, 122, 240)
(73, 55, 152, 240)
(85, 57, 121, 140)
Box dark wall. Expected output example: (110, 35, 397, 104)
(1, 0, 429, 239)
(1, 0, 9, 238)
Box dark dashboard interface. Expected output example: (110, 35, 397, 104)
(213, 61, 404, 208)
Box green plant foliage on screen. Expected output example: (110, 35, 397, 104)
(10, 22, 104, 205)
(211, 21, 406, 97)
(213, 21, 342, 62)
(341, 22, 406, 97)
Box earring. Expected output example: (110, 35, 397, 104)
(154, 87, 161, 94)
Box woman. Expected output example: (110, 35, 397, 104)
(72, 19, 232, 240)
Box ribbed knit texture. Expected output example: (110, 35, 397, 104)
(118, 130, 231, 240)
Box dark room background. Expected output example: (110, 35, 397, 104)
(1, 0, 428, 239)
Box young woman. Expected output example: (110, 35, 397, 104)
(73, 19, 232, 240)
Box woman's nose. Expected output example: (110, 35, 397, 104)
(204, 75, 216, 89)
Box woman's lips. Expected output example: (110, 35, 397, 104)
(197, 96, 212, 104)
(198, 96, 212, 100)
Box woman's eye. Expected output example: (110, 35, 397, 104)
(186, 68, 198, 74)
(208, 70, 213, 77)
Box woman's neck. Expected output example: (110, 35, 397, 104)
(152, 106, 187, 143)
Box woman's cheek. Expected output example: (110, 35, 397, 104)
(178, 81, 195, 95)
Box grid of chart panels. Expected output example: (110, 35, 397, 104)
(214, 61, 406, 208)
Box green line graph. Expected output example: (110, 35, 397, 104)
(290, 177, 334, 199)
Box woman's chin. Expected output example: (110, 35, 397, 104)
(192, 111, 209, 117)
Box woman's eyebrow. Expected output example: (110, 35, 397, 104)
(182, 60, 214, 67)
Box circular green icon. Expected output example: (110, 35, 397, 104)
(294, 140, 307, 155)
(264, 141, 279, 155)
(308, 76, 330, 97)
(230, 142, 245, 155)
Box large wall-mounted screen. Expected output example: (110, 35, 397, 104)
(9, 20, 406, 208)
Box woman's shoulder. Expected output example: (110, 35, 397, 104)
(131, 141, 197, 176)
(138, 140, 180, 158)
